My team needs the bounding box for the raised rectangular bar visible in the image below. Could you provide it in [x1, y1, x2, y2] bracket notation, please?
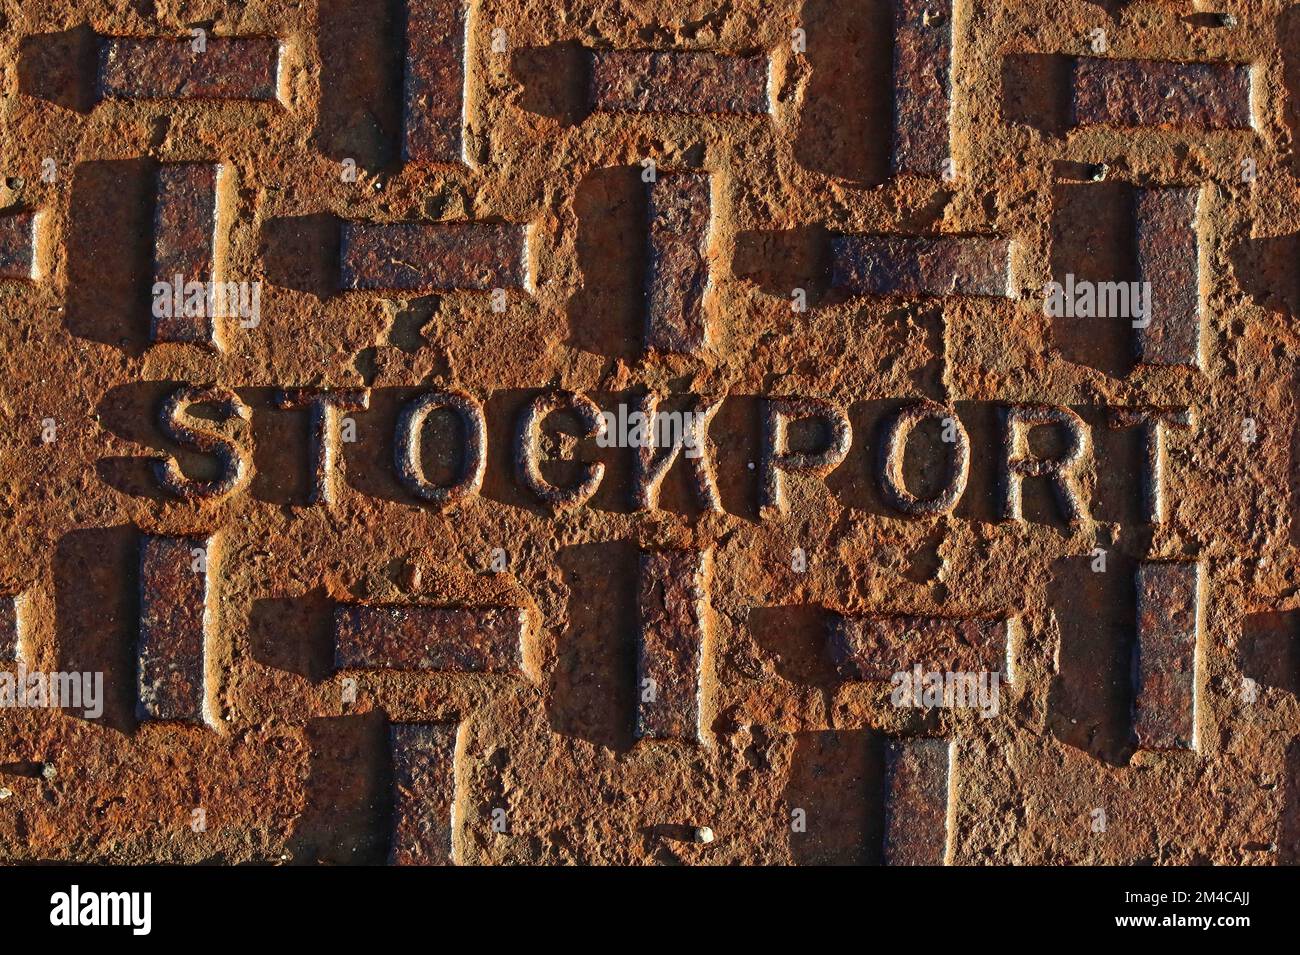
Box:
[339, 221, 527, 292]
[829, 614, 1013, 682]
[1134, 561, 1202, 750]
[151, 163, 220, 345]
[99, 36, 280, 101]
[636, 549, 712, 744]
[891, 0, 953, 175]
[831, 235, 1013, 297]
[1134, 186, 1202, 367]
[138, 535, 212, 724]
[334, 604, 529, 677]
[1072, 58, 1252, 129]
[389, 722, 461, 865]
[403, 0, 468, 163]
[645, 172, 712, 354]
[0, 211, 37, 280]
[0, 594, 26, 663]
[590, 50, 769, 115]
[883, 737, 952, 865]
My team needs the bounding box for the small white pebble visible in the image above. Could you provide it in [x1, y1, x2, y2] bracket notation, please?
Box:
[694, 826, 714, 844]
[0, 788, 13, 800]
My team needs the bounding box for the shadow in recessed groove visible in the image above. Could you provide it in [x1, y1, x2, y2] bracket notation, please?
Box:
[314, 0, 403, 172]
[54, 526, 139, 733]
[260, 214, 341, 301]
[511, 41, 590, 125]
[566, 166, 645, 360]
[1046, 553, 1137, 767]
[66, 159, 155, 354]
[287, 712, 393, 865]
[785, 729, 883, 865]
[1048, 181, 1136, 379]
[249, 588, 336, 682]
[1000, 53, 1072, 135]
[732, 225, 832, 305]
[547, 540, 637, 754]
[17, 23, 99, 114]
[1281, 739, 1300, 864]
[1240, 611, 1300, 696]
[1229, 231, 1300, 322]
[795, 0, 892, 184]
[748, 604, 837, 690]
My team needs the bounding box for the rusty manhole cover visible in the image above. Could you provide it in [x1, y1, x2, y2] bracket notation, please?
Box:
[0, 0, 1296, 878]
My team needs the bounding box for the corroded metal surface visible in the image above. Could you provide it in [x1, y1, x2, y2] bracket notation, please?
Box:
[590, 50, 770, 114]
[645, 171, 712, 354]
[0, 211, 37, 280]
[1134, 186, 1202, 368]
[339, 221, 527, 292]
[0, 595, 23, 663]
[829, 615, 1010, 683]
[1134, 562, 1202, 751]
[403, 0, 469, 164]
[137, 535, 212, 724]
[831, 235, 1014, 297]
[883, 738, 951, 866]
[890, 0, 952, 176]
[635, 548, 712, 744]
[334, 604, 529, 676]
[0, 0, 1296, 869]
[99, 35, 281, 102]
[389, 722, 460, 865]
[1071, 57, 1253, 130]
[151, 163, 220, 344]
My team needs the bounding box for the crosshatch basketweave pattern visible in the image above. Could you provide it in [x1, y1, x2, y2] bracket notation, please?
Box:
[0, 0, 1298, 866]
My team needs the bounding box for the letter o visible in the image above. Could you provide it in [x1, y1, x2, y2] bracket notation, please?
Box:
[877, 401, 970, 515]
[394, 389, 486, 507]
